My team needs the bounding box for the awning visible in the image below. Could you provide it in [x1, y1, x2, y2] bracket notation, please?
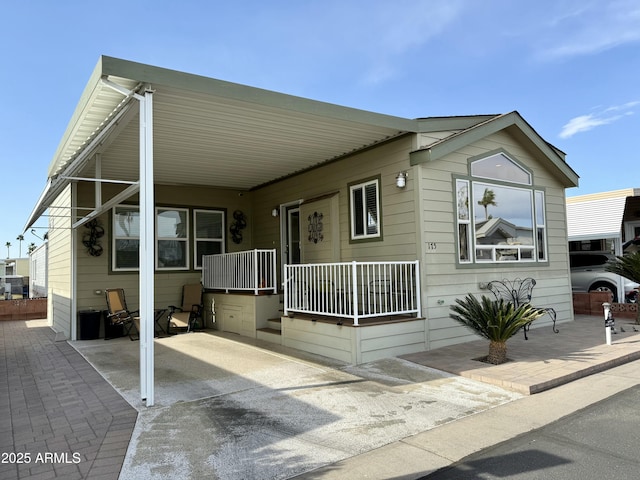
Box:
[24, 56, 416, 232]
[566, 196, 627, 241]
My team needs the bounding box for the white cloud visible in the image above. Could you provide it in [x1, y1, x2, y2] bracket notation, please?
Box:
[538, 0, 640, 60]
[316, 0, 465, 85]
[559, 102, 639, 138]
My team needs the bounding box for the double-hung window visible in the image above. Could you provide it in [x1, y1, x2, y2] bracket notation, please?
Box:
[113, 205, 140, 271]
[112, 205, 225, 271]
[156, 207, 189, 270]
[455, 151, 547, 264]
[350, 178, 381, 241]
[193, 209, 225, 269]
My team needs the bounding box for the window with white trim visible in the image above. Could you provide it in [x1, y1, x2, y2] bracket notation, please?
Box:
[455, 152, 547, 264]
[156, 207, 189, 270]
[194, 209, 225, 269]
[350, 178, 381, 240]
[112, 205, 225, 271]
[113, 205, 140, 271]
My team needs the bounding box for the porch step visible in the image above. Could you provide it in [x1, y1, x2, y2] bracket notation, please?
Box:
[256, 327, 282, 345]
[267, 317, 282, 331]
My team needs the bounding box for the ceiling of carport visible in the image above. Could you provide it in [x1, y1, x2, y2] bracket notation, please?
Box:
[88, 84, 410, 190]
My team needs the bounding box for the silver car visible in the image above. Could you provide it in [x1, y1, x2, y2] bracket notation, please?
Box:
[570, 252, 638, 303]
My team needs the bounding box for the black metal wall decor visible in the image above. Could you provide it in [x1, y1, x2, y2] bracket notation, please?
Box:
[308, 211, 324, 243]
[230, 210, 247, 244]
[83, 220, 104, 256]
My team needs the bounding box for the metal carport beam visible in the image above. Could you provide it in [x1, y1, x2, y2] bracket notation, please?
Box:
[71, 181, 140, 229]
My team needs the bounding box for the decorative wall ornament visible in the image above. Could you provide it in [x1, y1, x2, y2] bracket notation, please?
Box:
[308, 211, 324, 243]
[230, 210, 247, 244]
[82, 220, 104, 257]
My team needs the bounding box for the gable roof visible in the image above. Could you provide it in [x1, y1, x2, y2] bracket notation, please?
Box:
[409, 111, 579, 188]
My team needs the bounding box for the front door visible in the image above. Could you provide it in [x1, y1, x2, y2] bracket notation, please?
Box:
[279, 203, 302, 290]
[287, 207, 301, 265]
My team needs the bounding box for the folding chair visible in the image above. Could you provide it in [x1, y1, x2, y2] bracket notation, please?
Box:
[104, 288, 140, 340]
[167, 283, 204, 334]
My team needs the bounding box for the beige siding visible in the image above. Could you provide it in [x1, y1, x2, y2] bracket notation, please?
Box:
[252, 136, 419, 264]
[48, 185, 73, 338]
[419, 129, 573, 349]
[73, 183, 253, 318]
[280, 317, 428, 364]
[299, 194, 340, 264]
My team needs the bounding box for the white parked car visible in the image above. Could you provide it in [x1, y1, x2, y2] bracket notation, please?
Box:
[570, 252, 638, 303]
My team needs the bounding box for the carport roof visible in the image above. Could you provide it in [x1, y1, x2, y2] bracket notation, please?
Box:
[26, 56, 421, 231]
[48, 56, 422, 181]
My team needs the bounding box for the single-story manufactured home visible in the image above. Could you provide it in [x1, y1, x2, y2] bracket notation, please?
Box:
[24, 56, 579, 405]
[567, 188, 640, 255]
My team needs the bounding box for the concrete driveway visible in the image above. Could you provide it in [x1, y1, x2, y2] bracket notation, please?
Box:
[72, 331, 521, 479]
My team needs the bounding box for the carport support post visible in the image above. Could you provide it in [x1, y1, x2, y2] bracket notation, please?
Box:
[139, 89, 155, 406]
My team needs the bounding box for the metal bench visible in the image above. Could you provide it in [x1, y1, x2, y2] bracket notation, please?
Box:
[487, 277, 558, 340]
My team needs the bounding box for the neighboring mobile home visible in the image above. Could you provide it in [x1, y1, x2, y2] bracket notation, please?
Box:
[567, 188, 640, 255]
[24, 57, 578, 405]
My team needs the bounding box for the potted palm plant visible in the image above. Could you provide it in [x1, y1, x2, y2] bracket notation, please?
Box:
[605, 251, 640, 324]
[450, 295, 545, 364]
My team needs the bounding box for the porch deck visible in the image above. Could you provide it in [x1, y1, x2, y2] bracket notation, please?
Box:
[284, 312, 421, 326]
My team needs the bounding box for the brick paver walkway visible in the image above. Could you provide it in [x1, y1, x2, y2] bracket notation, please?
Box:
[0, 320, 137, 480]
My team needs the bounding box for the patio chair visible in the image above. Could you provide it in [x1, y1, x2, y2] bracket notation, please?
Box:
[167, 283, 204, 334]
[104, 288, 140, 341]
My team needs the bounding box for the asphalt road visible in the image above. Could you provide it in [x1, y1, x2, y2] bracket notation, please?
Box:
[422, 384, 640, 479]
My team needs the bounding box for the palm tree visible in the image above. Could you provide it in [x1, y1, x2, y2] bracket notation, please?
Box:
[5, 241, 11, 258]
[477, 188, 497, 220]
[16, 234, 24, 257]
[28, 243, 37, 254]
[450, 295, 545, 364]
[605, 251, 640, 324]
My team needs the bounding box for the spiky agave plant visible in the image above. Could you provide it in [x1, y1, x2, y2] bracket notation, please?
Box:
[605, 251, 640, 324]
[450, 295, 546, 364]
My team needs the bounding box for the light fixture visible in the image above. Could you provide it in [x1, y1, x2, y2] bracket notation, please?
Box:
[396, 171, 408, 188]
[271, 208, 279, 217]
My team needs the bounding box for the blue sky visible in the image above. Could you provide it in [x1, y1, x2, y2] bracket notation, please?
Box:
[2, 0, 639, 256]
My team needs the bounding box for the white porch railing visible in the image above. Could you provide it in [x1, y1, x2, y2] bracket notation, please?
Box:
[284, 261, 421, 325]
[202, 249, 278, 294]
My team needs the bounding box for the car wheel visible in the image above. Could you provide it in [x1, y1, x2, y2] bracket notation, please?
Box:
[590, 283, 618, 303]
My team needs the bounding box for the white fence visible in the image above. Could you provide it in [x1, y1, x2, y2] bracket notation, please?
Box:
[202, 249, 277, 294]
[284, 261, 420, 325]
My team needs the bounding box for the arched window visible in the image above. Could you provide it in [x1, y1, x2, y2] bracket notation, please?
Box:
[455, 151, 547, 264]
